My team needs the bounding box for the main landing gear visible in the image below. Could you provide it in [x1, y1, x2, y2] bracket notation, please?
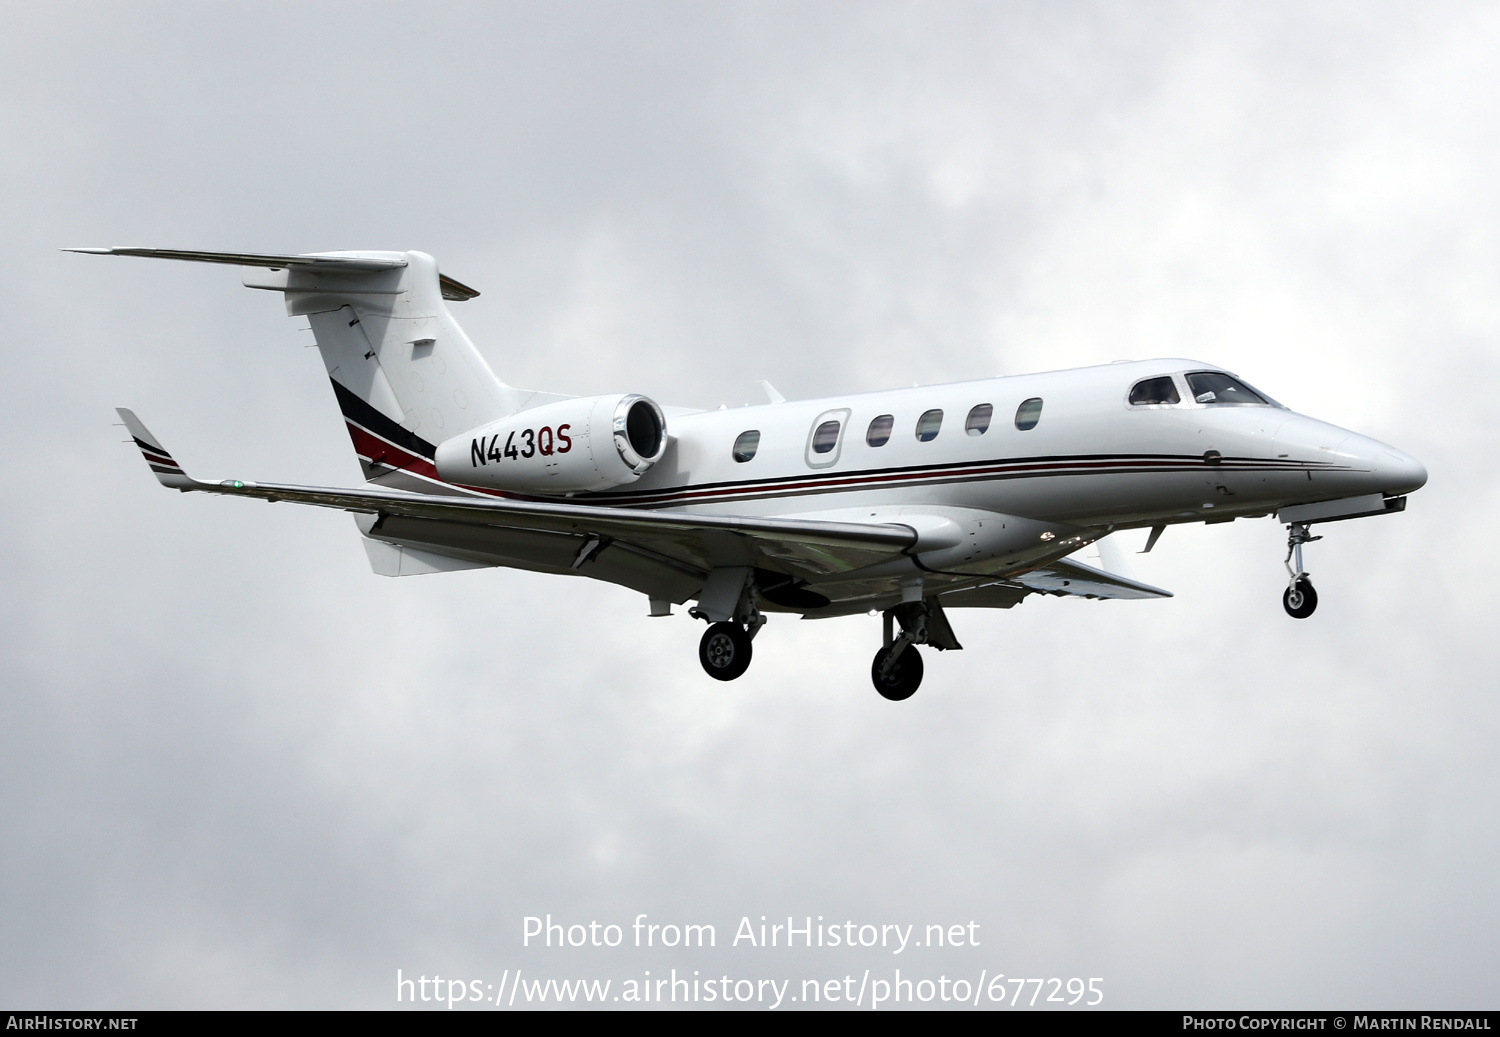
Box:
[1282, 522, 1322, 619]
[691, 569, 764, 681]
[688, 569, 961, 697]
[870, 597, 962, 701]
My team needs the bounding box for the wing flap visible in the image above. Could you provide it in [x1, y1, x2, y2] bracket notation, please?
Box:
[1015, 555, 1172, 599]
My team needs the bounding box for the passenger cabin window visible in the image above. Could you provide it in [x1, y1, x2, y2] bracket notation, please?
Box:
[805, 408, 851, 468]
[916, 409, 944, 442]
[732, 430, 760, 463]
[965, 404, 993, 436]
[1015, 398, 1043, 430]
[1129, 376, 1180, 406]
[811, 420, 842, 453]
[867, 414, 894, 447]
[1186, 371, 1269, 406]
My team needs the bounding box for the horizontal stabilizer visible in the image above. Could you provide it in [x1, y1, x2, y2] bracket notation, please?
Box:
[64, 247, 480, 300]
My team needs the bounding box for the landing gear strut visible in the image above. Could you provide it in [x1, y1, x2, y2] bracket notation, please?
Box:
[1282, 522, 1322, 619]
[872, 605, 925, 700]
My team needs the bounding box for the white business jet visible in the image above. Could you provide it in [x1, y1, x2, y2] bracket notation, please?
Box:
[72, 247, 1427, 700]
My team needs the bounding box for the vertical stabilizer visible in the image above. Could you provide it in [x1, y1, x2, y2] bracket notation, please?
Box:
[68, 246, 570, 494]
[244, 252, 564, 495]
[247, 250, 531, 493]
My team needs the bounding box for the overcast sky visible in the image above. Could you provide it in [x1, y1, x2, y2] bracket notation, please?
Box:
[2, 0, 1497, 1010]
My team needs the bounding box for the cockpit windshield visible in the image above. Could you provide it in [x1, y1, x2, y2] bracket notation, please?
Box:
[1185, 371, 1274, 407]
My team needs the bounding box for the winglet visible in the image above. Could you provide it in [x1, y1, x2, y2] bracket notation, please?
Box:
[116, 408, 197, 489]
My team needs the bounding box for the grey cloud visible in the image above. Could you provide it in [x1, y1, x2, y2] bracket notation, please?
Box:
[1, 0, 1496, 1009]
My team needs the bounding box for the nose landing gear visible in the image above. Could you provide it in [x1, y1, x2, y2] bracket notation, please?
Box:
[1282, 522, 1322, 619]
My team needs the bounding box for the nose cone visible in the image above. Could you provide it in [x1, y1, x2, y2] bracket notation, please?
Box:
[1339, 433, 1427, 496]
[1275, 418, 1427, 498]
[1373, 444, 1428, 496]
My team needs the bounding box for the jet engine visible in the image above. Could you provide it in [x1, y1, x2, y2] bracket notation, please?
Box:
[434, 393, 667, 494]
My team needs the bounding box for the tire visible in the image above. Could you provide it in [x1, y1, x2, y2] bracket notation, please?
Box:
[1283, 577, 1318, 619]
[699, 622, 753, 681]
[871, 644, 923, 701]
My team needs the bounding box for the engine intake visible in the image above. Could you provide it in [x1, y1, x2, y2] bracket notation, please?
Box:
[434, 394, 667, 494]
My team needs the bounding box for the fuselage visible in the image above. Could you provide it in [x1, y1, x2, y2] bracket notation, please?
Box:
[589, 359, 1426, 537]
[92, 246, 1429, 696]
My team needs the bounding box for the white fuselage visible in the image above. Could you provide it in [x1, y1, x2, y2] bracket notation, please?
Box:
[587, 359, 1426, 535]
[91, 246, 1431, 696]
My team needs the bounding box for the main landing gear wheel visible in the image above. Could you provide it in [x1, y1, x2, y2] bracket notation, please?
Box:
[1283, 577, 1318, 619]
[699, 622, 752, 681]
[871, 644, 923, 701]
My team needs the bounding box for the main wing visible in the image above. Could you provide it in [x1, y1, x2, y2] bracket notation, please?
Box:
[119, 409, 1170, 611]
[117, 409, 917, 603]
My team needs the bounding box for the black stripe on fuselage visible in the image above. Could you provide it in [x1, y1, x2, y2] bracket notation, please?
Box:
[318, 400, 1343, 513]
[328, 379, 438, 460]
[576, 453, 1343, 509]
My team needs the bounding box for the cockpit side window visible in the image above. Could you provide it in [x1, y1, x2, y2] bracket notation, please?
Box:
[1128, 376, 1180, 406]
[1186, 371, 1270, 406]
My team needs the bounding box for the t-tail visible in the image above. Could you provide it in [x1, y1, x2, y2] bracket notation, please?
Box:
[68, 247, 561, 495]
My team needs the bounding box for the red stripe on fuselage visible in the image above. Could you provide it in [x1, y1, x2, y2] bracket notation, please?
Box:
[344, 422, 442, 479]
[339, 420, 1334, 513]
[344, 421, 523, 500]
[596, 457, 1327, 508]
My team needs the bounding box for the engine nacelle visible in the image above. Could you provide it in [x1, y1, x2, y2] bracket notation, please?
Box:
[434, 393, 667, 494]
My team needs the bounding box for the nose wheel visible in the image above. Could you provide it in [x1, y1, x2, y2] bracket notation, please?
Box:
[1283, 577, 1318, 618]
[1282, 522, 1322, 619]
